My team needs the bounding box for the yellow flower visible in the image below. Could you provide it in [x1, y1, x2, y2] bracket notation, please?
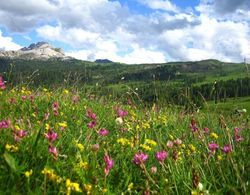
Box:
[140, 144, 152, 151]
[217, 155, 222, 161]
[45, 123, 50, 130]
[42, 168, 62, 183]
[210, 132, 219, 139]
[43, 88, 48, 92]
[24, 169, 33, 178]
[58, 121, 67, 128]
[63, 89, 69, 94]
[117, 138, 129, 146]
[14, 125, 21, 130]
[66, 179, 82, 194]
[84, 184, 92, 194]
[188, 144, 196, 153]
[76, 143, 84, 152]
[5, 144, 19, 152]
[169, 134, 174, 140]
[128, 183, 133, 191]
[145, 139, 157, 146]
[102, 188, 108, 193]
[79, 161, 88, 170]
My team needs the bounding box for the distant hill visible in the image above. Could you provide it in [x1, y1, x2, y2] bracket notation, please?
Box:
[95, 59, 113, 63]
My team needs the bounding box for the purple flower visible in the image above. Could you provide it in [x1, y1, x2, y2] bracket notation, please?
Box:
[222, 144, 232, 154]
[0, 119, 10, 129]
[98, 128, 109, 136]
[86, 109, 97, 120]
[0, 76, 6, 90]
[117, 108, 128, 118]
[155, 150, 168, 162]
[208, 142, 219, 153]
[235, 135, 244, 142]
[104, 155, 114, 176]
[44, 130, 58, 142]
[87, 121, 96, 129]
[14, 130, 28, 142]
[49, 145, 58, 159]
[133, 152, 148, 165]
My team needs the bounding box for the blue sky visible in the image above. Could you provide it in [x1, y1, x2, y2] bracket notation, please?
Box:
[0, 0, 249, 63]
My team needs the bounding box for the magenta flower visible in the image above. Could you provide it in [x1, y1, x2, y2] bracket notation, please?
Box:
[117, 108, 128, 118]
[44, 130, 58, 142]
[86, 109, 97, 120]
[21, 95, 27, 101]
[14, 130, 28, 142]
[52, 102, 59, 111]
[133, 152, 148, 165]
[49, 145, 58, 159]
[155, 150, 168, 162]
[87, 121, 96, 129]
[222, 144, 232, 154]
[0, 76, 6, 90]
[235, 135, 244, 142]
[208, 142, 219, 153]
[98, 128, 109, 136]
[203, 127, 209, 134]
[0, 119, 10, 129]
[104, 155, 114, 176]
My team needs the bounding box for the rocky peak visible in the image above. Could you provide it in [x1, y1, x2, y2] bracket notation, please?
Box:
[0, 42, 72, 60]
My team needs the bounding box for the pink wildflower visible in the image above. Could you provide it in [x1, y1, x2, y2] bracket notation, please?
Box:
[14, 130, 28, 142]
[234, 135, 244, 142]
[44, 130, 58, 142]
[208, 142, 219, 153]
[222, 144, 232, 154]
[87, 121, 96, 129]
[117, 108, 128, 118]
[150, 166, 157, 174]
[86, 109, 97, 120]
[174, 138, 182, 145]
[133, 152, 148, 165]
[52, 102, 59, 111]
[104, 155, 114, 176]
[0, 76, 6, 90]
[48, 145, 58, 159]
[203, 127, 209, 134]
[155, 150, 168, 162]
[190, 119, 198, 132]
[98, 128, 109, 136]
[0, 119, 10, 129]
[166, 140, 174, 148]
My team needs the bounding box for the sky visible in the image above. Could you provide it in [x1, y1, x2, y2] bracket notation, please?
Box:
[0, 0, 249, 64]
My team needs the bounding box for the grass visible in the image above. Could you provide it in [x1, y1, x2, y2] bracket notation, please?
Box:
[0, 86, 249, 194]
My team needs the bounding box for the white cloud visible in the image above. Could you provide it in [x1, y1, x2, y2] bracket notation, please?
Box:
[137, 0, 178, 12]
[0, 30, 22, 50]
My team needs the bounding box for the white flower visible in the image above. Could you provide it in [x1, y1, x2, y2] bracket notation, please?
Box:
[115, 117, 123, 125]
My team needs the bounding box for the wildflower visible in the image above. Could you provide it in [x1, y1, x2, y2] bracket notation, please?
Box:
[128, 183, 134, 191]
[52, 102, 59, 111]
[44, 130, 58, 142]
[48, 145, 58, 159]
[0, 119, 10, 129]
[14, 129, 28, 142]
[217, 155, 222, 161]
[87, 121, 96, 129]
[72, 95, 79, 104]
[208, 142, 219, 153]
[145, 139, 157, 146]
[41, 168, 62, 183]
[166, 140, 174, 148]
[79, 161, 88, 170]
[63, 89, 69, 94]
[0, 76, 6, 90]
[189, 144, 196, 153]
[24, 169, 33, 178]
[104, 155, 114, 177]
[190, 119, 198, 132]
[174, 138, 182, 146]
[150, 166, 157, 174]
[66, 179, 82, 194]
[133, 152, 148, 165]
[76, 143, 84, 151]
[58, 121, 67, 130]
[140, 144, 152, 151]
[117, 138, 129, 146]
[222, 144, 232, 154]
[5, 144, 19, 152]
[155, 150, 168, 162]
[91, 143, 100, 152]
[203, 127, 209, 134]
[234, 135, 244, 142]
[210, 132, 218, 139]
[98, 128, 109, 136]
[84, 184, 92, 194]
[117, 108, 128, 118]
[86, 109, 97, 120]
[115, 117, 123, 125]
[22, 95, 27, 101]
